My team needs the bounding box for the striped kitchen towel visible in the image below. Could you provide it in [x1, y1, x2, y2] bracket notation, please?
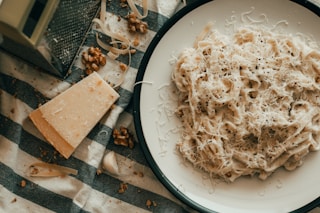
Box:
[0, 0, 195, 212]
[0, 0, 319, 213]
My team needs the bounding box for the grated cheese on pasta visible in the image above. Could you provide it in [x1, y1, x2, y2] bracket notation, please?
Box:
[172, 25, 320, 182]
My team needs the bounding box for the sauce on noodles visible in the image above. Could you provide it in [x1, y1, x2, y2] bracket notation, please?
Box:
[172, 25, 320, 182]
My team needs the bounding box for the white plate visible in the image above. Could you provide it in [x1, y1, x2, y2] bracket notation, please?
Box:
[133, 0, 320, 212]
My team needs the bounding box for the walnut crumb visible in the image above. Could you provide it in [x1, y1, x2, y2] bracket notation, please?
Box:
[146, 199, 152, 208]
[120, 0, 128, 7]
[20, 180, 26, 188]
[133, 171, 144, 177]
[113, 126, 135, 149]
[138, 171, 144, 177]
[118, 182, 128, 194]
[132, 35, 140, 46]
[146, 199, 157, 208]
[29, 166, 39, 176]
[119, 63, 128, 72]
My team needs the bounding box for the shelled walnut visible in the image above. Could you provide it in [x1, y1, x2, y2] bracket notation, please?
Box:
[126, 12, 148, 34]
[81, 46, 107, 75]
[112, 126, 135, 149]
[118, 182, 128, 194]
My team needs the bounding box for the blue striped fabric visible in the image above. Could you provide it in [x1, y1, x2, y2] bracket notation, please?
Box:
[0, 0, 319, 213]
[0, 1, 194, 213]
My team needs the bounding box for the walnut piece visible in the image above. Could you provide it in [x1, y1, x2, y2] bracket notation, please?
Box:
[146, 199, 157, 208]
[113, 126, 135, 149]
[20, 180, 26, 188]
[81, 46, 107, 75]
[118, 182, 128, 194]
[146, 199, 152, 208]
[126, 12, 148, 34]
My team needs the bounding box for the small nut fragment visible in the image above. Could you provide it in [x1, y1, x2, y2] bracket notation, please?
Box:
[128, 137, 134, 149]
[82, 51, 89, 61]
[20, 180, 26, 188]
[118, 182, 128, 194]
[120, 0, 128, 7]
[126, 12, 148, 34]
[88, 55, 95, 63]
[88, 46, 96, 55]
[91, 63, 99, 71]
[85, 69, 93, 76]
[81, 46, 107, 75]
[139, 24, 148, 34]
[146, 199, 152, 208]
[113, 126, 135, 149]
[99, 55, 107, 66]
[132, 36, 140, 46]
[130, 49, 137, 54]
[146, 199, 157, 208]
[119, 63, 127, 72]
[29, 166, 40, 175]
[133, 171, 144, 177]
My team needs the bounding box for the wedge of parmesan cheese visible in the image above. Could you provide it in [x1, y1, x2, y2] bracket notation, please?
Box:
[29, 72, 119, 159]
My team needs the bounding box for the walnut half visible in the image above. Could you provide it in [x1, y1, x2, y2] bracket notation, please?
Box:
[81, 46, 107, 75]
[113, 126, 135, 149]
[126, 12, 148, 34]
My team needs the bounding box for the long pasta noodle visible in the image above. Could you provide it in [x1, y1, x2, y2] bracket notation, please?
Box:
[172, 25, 320, 182]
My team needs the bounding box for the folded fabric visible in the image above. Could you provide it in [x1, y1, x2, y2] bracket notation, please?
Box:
[0, 1, 196, 212]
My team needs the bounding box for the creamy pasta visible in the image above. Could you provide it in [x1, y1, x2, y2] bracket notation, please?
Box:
[172, 25, 320, 182]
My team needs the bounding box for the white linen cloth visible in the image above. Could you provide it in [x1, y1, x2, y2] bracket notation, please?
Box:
[0, 1, 195, 212]
[0, 0, 319, 212]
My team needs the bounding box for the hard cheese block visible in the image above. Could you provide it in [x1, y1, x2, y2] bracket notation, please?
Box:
[29, 72, 119, 159]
